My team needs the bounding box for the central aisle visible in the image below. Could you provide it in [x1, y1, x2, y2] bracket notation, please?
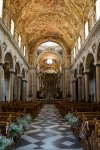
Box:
[14, 104, 83, 150]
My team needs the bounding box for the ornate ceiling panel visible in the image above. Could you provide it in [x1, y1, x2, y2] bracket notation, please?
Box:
[9, 0, 94, 54]
[38, 51, 61, 74]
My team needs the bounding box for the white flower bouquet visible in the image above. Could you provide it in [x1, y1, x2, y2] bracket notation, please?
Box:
[9, 122, 24, 138]
[18, 117, 29, 129]
[64, 112, 74, 121]
[65, 112, 78, 128]
[0, 135, 13, 150]
[69, 116, 78, 128]
[24, 114, 33, 123]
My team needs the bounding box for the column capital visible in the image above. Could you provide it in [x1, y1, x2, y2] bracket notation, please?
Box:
[22, 78, 27, 81]
[94, 61, 100, 66]
[17, 74, 22, 78]
[77, 75, 82, 78]
[84, 69, 90, 74]
[0, 59, 4, 65]
[9, 68, 15, 73]
[73, 78, 77, 82]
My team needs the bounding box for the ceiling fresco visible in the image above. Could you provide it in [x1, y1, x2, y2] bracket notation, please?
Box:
[9, 0, 94, 55]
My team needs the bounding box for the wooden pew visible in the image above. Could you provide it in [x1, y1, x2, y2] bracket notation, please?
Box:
[72, 112, 100, 150]
[1, 101, 44, 118]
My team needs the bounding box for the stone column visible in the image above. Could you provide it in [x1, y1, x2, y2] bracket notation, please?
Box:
[17, 74, 22, 101]
[25, 80, 28, 101]
[71, 80, 74, 100]
[78, 75, 82, 101]
[74, 79, 77, 100]
[8, 69, 14, 102]
[62, 68, 65, 98]
[96, 65, 100, 103]
[84, 71, 89, 102]
[22, 78, 26, 100]
[0, 63, 3, 102]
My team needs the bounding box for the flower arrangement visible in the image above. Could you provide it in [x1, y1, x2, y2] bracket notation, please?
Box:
[65, 112, 78, 128]
[18, 117, 29, 129]
[0, 135, 13, 150]
[18, 113, 33, 130]
[69, 116, 78, 128]
[24, 114, 33, 123]
[9, 122, 24, 138]
[64, 112, 74, 121]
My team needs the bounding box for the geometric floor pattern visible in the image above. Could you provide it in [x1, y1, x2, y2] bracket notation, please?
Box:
[13, 104, 83, 150]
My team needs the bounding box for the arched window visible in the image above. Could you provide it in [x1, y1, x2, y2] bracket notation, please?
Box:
[74, 47, 76, 57]
[85, 21, 89, 39]
[78, 36, 81, 50]
[96, 0, 100, 21]
[11, 19, 14, 35]
[0, 0, 3, 18]
[18, 35, 21, 47]
[24, 46, 26, 56]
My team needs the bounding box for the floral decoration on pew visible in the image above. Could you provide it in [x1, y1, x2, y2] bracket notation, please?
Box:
[18, 113, 33, 130]
[23, 113, 33, 123]
[65, 112, 78, 128]
[9, 123, 24, 139]
[9, 113, 33, 143]
[0, 135, 13, 150]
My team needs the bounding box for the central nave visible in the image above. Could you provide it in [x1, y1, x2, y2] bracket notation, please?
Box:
[13, 104, 83, 150]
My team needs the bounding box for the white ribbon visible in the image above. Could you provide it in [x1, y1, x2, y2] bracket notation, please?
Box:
[6, 123, 9, 135]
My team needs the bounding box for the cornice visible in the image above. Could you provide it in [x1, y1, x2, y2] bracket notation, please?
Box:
[71, 18, 100, 68]
[0, 19, 29, 68]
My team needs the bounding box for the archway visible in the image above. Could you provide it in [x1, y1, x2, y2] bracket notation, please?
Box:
[86, 53, 95, 102]
[3, 52, 13, 101]
[13, 62, 21, 100]
[36, 41, 63, 102]
[74, 69, 78, 100]
[79, 63, 85, 101]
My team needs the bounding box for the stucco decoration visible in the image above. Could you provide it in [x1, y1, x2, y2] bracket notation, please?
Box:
[9, 0, 93, 55]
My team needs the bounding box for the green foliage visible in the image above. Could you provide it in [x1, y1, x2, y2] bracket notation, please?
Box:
[64, 112, 74, 120]
[65, 112, 78, 128]
[0, 135, 13, 150]
[9, 122, 24, 138]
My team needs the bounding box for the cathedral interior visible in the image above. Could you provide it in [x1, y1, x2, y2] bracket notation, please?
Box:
[0, 0, 100, 103]
[0, 0, 100, 149]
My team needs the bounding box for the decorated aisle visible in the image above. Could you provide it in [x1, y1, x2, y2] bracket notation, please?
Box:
[13, 104, 83, 150]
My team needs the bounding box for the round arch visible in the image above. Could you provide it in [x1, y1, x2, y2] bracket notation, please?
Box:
[37, 50, 62, 65]
[86, 53, 94, 70]
[4, 52, 13, 69]
[79, 63, 84, 75]
[21, 68, 25, 78]
[30, 37, 70, 56]
[15, 62, 20, 74]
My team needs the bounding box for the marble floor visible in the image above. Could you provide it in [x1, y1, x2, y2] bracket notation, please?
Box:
[13, 104, 83, 150]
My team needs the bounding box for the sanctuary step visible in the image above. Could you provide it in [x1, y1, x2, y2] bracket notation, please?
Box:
[13, 104, 83, 150]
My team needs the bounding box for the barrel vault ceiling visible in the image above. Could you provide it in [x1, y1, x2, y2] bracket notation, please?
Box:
[9, 0, 94, 56]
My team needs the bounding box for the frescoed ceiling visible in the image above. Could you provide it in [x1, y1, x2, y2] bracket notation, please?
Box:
[9, 0, 94, 55]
